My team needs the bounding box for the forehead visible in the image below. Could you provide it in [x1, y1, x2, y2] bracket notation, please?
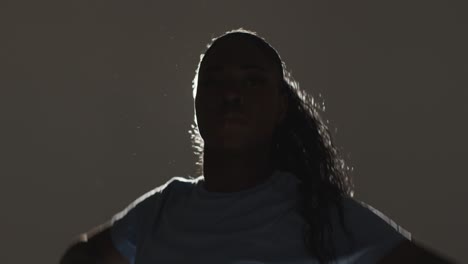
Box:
[200, 35, 279, 74]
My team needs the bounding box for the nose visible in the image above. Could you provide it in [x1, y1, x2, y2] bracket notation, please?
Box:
[222, 88, 245, 113]
[224, 92, 243, 106]
[223, 78, 245, 102]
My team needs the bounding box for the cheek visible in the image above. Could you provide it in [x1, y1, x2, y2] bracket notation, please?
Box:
[195, 92, 210, 115]
[194, 96, 207, 125]
[196, 89, 216, 111]
[195, 93, 217, 131]
[250, 101, 279, 133]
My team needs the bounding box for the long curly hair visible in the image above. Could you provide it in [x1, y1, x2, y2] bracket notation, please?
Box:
[188, 28, 355, 263]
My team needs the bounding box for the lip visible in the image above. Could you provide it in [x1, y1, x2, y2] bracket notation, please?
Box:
[223, 114, 245, 119]
[217, 113, 247, 124]
[218, 111, 245, 118]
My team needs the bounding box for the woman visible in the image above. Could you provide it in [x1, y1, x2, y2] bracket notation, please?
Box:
[60, 29, 455, 264]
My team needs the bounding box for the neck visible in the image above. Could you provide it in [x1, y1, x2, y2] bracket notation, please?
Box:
[201, 145, 275, 193]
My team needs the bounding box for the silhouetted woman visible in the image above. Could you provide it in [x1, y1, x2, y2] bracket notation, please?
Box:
[60, 28, 455, 264]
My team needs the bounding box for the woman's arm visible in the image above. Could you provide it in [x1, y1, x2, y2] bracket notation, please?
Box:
[377, 239, 457, 264]
[59, 223, 129, 264]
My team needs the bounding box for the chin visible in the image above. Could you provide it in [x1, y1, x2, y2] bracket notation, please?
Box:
[206, 137, 251, 153]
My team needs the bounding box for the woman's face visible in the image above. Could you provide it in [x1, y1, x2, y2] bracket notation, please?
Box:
[195, 35, 288, 154]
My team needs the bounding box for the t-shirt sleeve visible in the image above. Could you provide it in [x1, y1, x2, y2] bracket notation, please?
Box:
[337, 197, 412, 263]
[109, 181, 173, 264]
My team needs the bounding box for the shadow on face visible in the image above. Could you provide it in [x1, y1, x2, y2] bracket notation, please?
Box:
[195, 33, 288, 155]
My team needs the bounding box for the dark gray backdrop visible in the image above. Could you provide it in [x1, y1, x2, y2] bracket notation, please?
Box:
[1, 1, 466, 263]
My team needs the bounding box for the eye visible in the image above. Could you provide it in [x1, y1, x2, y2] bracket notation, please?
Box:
[243, 75, 266, 87]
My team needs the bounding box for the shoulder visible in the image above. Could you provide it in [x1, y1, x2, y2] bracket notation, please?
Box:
[168, 175, 203, 189]
[342, 198, 455, 263]
[340, 196, 412, 242]
[328, 196, 412, 262]
[120, 175, 199, 208]
[163, 175, 202, 197]
[110, 174, 200, 229]
[108, 175, 199, 262]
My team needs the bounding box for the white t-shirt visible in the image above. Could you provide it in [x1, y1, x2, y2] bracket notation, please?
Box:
[110, 170, 411, 264]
